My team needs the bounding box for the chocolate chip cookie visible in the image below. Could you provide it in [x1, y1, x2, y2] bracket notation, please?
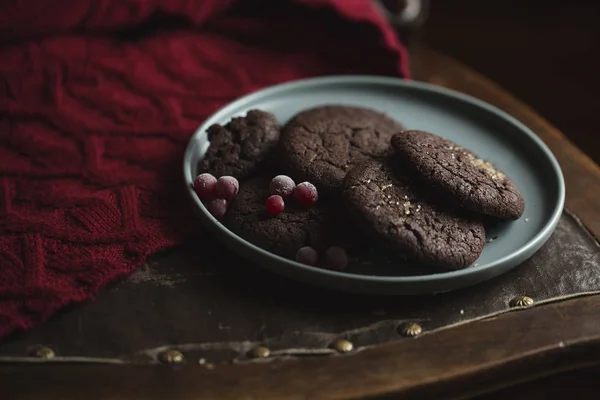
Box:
[202, 109, 280, 180]
[391, 130, 525, 220]
[278, 105, 404, 195]
[342, 158, 485, 269]
[224, 176, 342, 258]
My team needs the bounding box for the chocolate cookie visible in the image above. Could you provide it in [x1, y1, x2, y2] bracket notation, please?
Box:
[342, 158, 485, 269]
[202, 109, 280, 180]
[391, 130, 524, 220]
[224, 176, 342, 258]
[278, 105, 404, 195]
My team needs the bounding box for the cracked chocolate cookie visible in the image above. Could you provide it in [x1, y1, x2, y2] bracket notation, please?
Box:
[202, 109, 280, 180]
[342, 158, 486, 269]
[224, 176, 341, 258]
[278, 105, 404, 195]
[391, 130, 525, 220]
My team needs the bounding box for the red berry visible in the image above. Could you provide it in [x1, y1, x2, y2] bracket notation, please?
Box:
[294, 182, 318, 207]
[206, 198, 228, 219]
[194, 173, 217, 201]
[295, 246, 318, 266]
[270, 175, 296, 198]
[265, 195, 285, 215]
[216, 176, 239, 200]
[324, 247, 348, 270]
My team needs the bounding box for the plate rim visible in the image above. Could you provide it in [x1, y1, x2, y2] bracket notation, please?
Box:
[182, 75, 565, 285]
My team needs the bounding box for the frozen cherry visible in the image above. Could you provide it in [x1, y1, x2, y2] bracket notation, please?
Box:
[324, 247, 348, 270]
[294, 181, 318, 207]
[295, 246, 318, 266]
[269, 175, 296, 198]
[215, 176, 239, 200]
[206, 198, 228, 219]
[193, 173, 217, 201]
[265, 195, 285, 216]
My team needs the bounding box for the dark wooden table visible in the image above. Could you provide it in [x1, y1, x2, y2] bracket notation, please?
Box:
[1, 46, 600, 400]
[423, 0, 600, 166]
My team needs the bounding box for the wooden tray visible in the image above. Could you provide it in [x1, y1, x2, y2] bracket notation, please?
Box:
[2, 47, 600, 400]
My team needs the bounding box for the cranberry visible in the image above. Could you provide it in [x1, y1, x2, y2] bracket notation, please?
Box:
[265, 195, 285, 215]
[295, 246, 318, 266]
[269, 175, 296, 198]
[324, 247, 348, 270]
[294, 182, 318, 207]
[215, 176, 239, 200]
[193, 173, 217, 201]
[206, 198, 228, 219]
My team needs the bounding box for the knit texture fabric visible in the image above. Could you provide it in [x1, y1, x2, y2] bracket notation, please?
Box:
[0, 0, 409, 340]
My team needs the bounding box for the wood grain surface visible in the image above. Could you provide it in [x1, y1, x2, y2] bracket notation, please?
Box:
[1, 295, 600, 399]
[2, 47, 600, 399]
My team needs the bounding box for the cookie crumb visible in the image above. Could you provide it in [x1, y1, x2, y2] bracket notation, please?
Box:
[466, 153, 505, 181]
[403, 201, 412, 215]
[474, 263, 479, 267]
[525, 218, 530, 222]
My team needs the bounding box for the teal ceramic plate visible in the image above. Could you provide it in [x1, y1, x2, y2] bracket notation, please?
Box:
[182, 76, 565, 295]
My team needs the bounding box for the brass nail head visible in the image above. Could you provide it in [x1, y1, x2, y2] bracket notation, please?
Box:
[159, 349, 184, 364]
[510, 295, 534, 308]
[247, 346, 270, 359]
[29, 346, 55, 359]
[398, 321, 422, 337]
[331, 339, 354, 353]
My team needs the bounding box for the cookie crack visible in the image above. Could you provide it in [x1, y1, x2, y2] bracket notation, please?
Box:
[414, 144, 504, 202]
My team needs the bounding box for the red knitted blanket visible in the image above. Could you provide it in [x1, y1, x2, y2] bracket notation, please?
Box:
[0, 0, 409, 340]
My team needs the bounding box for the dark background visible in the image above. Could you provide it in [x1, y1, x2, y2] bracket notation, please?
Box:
[422, 0, 600, 163]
